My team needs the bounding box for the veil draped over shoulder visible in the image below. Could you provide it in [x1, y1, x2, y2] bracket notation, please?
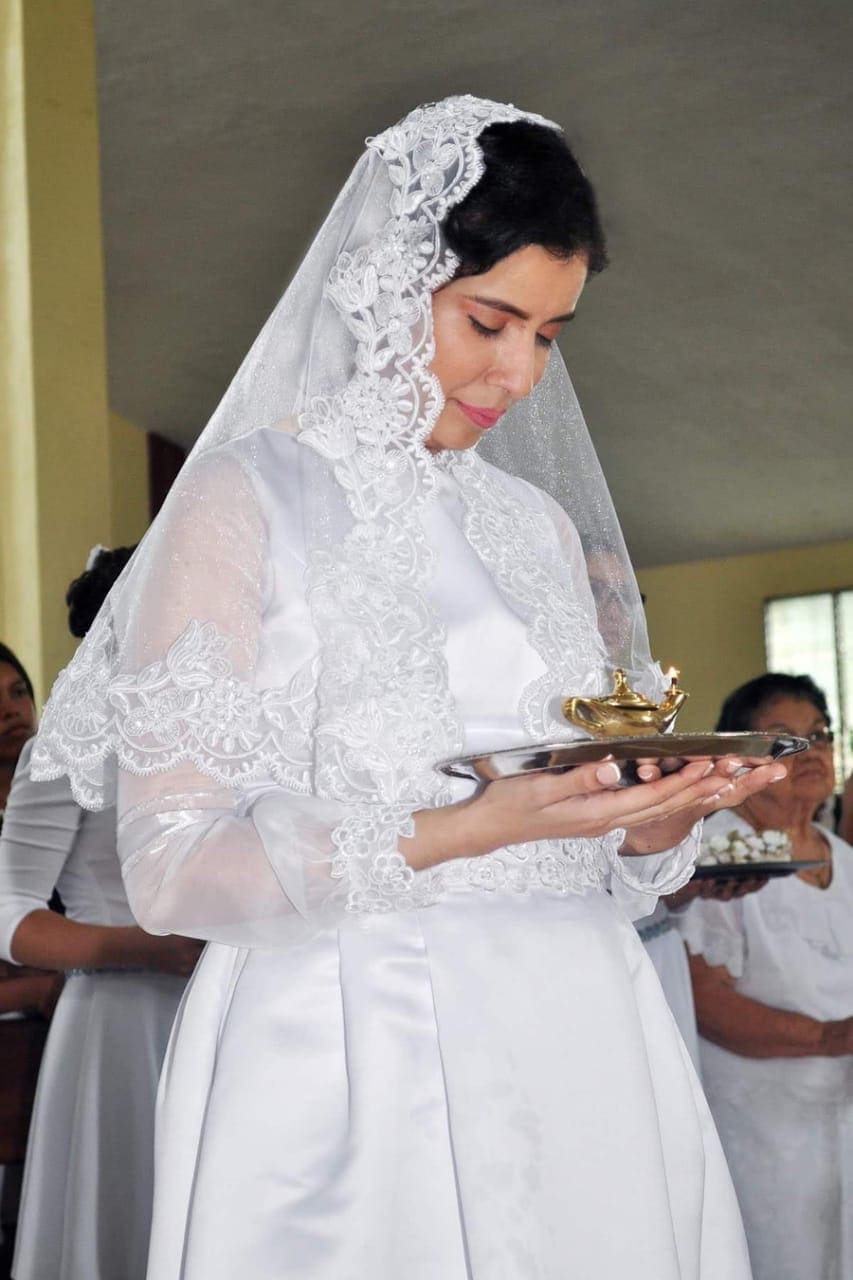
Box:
[31, 96, 668, 940]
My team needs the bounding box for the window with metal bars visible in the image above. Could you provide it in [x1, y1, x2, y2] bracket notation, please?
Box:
[764, 590, 853, 789]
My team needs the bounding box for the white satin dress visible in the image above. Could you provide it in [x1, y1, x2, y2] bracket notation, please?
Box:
[678, 810, 853, 1280]
[114, 431, 750, 1279]
[0, 739, 189, 1280]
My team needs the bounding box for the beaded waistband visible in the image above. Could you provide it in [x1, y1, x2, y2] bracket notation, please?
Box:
[64, 966, 151, 977]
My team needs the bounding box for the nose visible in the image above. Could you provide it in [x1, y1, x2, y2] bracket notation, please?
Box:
[485, 332, 539, 402]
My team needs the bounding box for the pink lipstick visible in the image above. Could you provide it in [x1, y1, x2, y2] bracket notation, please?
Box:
[456, 401, 505, 430]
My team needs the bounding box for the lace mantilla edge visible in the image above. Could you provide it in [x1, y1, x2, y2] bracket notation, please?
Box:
[31, 614, 317, 810]
[297, 99, 556, 839]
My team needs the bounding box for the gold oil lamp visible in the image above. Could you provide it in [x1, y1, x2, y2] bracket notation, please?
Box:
[562, 667, 688, 738]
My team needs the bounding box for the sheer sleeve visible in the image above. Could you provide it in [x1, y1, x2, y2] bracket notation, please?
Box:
[0, 739, 82, 962]
[675, 897, 747, 979]
[608, 825, 702, 922]
[115, 448, 363, 948]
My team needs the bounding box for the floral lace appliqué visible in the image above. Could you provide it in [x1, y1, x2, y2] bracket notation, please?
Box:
[33, 614, 317, 810]
[299, 98, 558, 911]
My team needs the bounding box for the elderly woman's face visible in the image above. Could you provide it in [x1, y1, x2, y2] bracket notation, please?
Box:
[750, 695, 836, 807]
[0, 661, 36, 768]
[426, 245, 588, 452]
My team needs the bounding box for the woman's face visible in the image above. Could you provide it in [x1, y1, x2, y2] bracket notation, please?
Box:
[426, 245, 588, 452]
[0, 661, 36, 768]
[749, 694, 836, 809]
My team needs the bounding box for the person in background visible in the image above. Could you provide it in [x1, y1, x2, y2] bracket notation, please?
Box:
[0, 547, 202, 1280]
[0, 645, 37, 816]
[0, 645, 62, 1273]
[677, 673, 853, 1280]
[0, 645, 59, 1017]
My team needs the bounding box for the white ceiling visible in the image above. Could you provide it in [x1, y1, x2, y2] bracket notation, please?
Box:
[94, 0, 853, 566]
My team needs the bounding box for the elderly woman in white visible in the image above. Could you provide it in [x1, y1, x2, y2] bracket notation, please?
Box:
[678, 672, 853, 1280]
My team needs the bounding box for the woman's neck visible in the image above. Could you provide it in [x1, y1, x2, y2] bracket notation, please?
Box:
[737, 792, 818, 842]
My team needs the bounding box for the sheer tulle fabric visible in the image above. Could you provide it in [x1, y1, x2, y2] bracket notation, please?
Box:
[32, 97, 667, 939]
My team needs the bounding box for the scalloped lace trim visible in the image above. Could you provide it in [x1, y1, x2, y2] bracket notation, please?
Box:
[32, 615, 317, 810]
[441, 832, 619, 897]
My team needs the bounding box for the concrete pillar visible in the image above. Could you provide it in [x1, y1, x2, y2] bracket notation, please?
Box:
[0, 0, 139, 699]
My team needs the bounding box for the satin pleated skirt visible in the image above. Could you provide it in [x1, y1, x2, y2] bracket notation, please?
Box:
[149, 889, 751, 1280]
[12, 971, 186, 1280]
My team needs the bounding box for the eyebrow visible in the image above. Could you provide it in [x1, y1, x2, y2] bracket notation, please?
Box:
[466, 294, 576, 325]
[764, 718, 826, 731]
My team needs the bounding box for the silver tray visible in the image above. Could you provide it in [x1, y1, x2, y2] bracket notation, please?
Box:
[438, 731, 808, 786]
[693, 858, 823, 881]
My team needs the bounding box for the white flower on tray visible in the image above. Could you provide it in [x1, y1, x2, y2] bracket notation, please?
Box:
[699, 828, 792, 866]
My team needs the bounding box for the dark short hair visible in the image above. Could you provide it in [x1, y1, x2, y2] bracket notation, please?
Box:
[65, 545, 136, 639]
[443, 120, 608, 279]
[0, 642, 34, 701]
[715, 673, 831, 733]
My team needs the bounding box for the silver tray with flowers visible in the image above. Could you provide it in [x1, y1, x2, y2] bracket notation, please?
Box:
[693, 828, 823, 880]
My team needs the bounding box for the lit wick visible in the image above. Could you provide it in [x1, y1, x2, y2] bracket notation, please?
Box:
[665, 666, 680, 691]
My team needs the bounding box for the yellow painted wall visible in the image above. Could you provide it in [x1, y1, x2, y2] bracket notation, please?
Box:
[638, 539, 853, 731]
[109, 412, 149, 548]
[0, 3, 148, 701]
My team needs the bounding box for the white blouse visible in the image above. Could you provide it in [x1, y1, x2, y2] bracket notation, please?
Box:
[0, 738, 132, 962]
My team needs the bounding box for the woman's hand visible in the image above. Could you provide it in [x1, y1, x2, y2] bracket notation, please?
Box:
[664, 875, 770, 911]
[691, 953, 853, 1059]
[620, 756, 788, 856]
[11, 911, 203, 977]
[404, 755, 788, 870]
[0, 969, 64, 1019]
[129, 931, 204, 978]
[818, 1016, 853, 1057]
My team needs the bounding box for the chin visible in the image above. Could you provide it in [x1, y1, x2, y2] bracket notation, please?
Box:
[425, 425, 481, 452]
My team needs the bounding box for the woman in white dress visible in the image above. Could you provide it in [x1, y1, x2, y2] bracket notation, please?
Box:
[31, 98, 787, 1279]
[0, 644, 60, 1020]
[0, 550, 201, 1280]
[677, 673, 853, 1280]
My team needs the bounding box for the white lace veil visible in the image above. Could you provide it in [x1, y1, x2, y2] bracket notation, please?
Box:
[32, 95, 663, 827]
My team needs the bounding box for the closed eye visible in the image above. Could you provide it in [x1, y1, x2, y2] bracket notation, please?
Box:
[469, 316, 501, 337]
[470, 315, 556, 349]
